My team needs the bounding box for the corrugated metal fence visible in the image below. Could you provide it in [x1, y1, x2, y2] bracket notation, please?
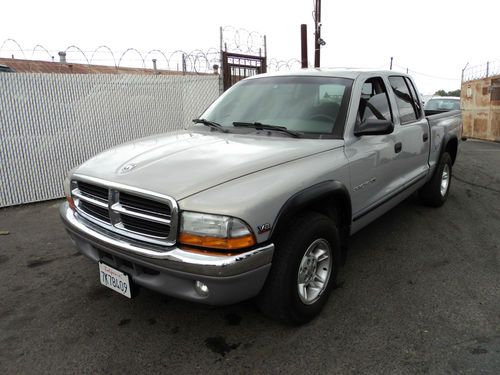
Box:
[0, 73, 219, 207]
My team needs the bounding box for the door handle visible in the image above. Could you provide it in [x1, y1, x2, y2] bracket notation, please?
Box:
[423, 133, 429, 142]
[394, 142, 402, 153]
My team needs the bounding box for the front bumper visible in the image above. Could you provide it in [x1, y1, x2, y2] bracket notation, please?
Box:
[60, 202, 274, 305]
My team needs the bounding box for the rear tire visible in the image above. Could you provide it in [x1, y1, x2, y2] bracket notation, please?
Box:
[419, 152, 452, 207]
[257, 212, 340, 325]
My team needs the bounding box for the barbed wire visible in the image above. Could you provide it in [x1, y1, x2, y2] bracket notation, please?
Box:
[90, 45, 117, 66]
[0, 38, 223, 74]
[117, 48, 145, 68]
[4, 37, 488, 82]
[267, 58, 302, 72]
[0, 37, 306, 74]
[65, 45, 91, 66]
[31, 44, 52, 60]
[462, 60, 500, 82]
[220, 26, 266, 56]
[0, 38, 26, 59]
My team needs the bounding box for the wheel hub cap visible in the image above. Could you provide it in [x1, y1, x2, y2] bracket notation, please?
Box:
[297, 239, 333, 305]
[441, 164, 450, 197]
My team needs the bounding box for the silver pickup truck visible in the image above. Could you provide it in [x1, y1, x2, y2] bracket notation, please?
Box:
[60, 69, 462, 324]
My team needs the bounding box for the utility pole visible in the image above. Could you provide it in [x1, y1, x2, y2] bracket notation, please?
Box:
[390, 56, 393, 70]
[300, 24, 308, 68]
[314, 0, 322, 68]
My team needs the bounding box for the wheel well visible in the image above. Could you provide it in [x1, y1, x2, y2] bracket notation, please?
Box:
[312, 195, 350, 261]
[309, 195, 350, 230]
[445, 138, 458, 164]
[272, 192, 351, 263]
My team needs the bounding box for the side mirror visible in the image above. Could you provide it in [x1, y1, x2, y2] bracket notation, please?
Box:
[354, 119, 394, 136]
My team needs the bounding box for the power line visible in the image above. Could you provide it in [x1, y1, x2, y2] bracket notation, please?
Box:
[393, 63, 459, 81]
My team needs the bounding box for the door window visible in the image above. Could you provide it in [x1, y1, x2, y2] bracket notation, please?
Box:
[405, 77, 423, 118]
[358, 77, 393, 123]
[389, 76, 419, 124]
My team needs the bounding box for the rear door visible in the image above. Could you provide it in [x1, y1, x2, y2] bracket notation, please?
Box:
[387, 76, 430, 187]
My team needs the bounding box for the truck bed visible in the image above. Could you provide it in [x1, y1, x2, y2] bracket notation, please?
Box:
[426, 109, 462, 172]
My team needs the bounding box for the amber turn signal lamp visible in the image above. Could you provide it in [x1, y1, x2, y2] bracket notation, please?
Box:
[178, 232, 256, 251]
[66, 195, 76, 210]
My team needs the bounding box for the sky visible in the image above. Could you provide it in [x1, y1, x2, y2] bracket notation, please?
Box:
[1, 0, 498, 94]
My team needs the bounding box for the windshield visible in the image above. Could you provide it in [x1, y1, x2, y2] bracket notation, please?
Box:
[424, 98, 460, 111]
[200, 76, 353, 137]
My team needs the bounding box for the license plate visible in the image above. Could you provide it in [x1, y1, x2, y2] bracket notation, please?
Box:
[98, 262, 132, 298]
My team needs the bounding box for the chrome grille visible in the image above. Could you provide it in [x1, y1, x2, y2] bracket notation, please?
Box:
[80, 200, 111, 223]
[71, 178, 178, 247]
[120, 215, 170, 237]
[78, 181, 108, 201]
[119, 192, 171, 218]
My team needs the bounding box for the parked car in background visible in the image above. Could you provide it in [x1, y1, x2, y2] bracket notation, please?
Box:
[421, 95, 433, 106]
[424, 96, 461, 115]
[0, 64, 16, 73]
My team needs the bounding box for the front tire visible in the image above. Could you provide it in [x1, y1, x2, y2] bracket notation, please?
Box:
[257, 212, 340, 325]
[419, 152, 453, 207]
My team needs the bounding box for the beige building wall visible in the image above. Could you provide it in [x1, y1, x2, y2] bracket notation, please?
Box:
[461, 75, 500, 141]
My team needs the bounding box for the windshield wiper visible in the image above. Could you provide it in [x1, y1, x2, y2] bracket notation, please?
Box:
[232, 122, 301, 138]
[192, 118, 229, 133]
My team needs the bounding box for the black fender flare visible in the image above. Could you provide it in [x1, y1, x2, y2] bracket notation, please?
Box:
[270, 180, 352, 242]
[439, 133, 458, 163]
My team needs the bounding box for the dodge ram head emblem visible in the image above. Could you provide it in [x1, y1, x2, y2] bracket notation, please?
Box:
[121, 163, 137, 173]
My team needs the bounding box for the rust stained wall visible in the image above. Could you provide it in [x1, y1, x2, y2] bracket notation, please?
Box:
[491, 76, 500, 140]
[492, 110, 500, 139]
[461, 75, 500, 141]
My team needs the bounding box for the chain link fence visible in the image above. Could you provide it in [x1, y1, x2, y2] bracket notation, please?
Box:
[0, 73, 219, 207]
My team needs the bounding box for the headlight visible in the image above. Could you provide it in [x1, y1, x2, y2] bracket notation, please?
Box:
[178, 211, 256, 250]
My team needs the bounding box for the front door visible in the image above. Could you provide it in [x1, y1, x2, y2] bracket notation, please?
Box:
[345, 76, 400, 221]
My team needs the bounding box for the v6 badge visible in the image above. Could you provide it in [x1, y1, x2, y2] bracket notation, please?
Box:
[257, 223, 272, 234]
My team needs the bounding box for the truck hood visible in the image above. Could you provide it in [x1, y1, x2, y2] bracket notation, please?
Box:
[74, 130, 344, 200]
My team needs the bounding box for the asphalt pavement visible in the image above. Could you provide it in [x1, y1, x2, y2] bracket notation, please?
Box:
[0, 139, 499, 374]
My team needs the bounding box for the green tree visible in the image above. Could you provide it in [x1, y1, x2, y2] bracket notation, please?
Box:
[434, 89, 461, 97]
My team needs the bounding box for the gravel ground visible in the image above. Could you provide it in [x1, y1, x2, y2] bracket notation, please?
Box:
[0, 139, 499, 374]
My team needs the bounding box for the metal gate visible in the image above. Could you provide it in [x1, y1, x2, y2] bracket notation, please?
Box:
[221, 52, 266, 90]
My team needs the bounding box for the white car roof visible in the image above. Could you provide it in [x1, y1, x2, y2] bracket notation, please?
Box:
[428, 96, 460, 100]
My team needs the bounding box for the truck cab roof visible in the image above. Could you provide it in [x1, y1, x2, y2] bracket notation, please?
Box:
[247, 68, 409, 81]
